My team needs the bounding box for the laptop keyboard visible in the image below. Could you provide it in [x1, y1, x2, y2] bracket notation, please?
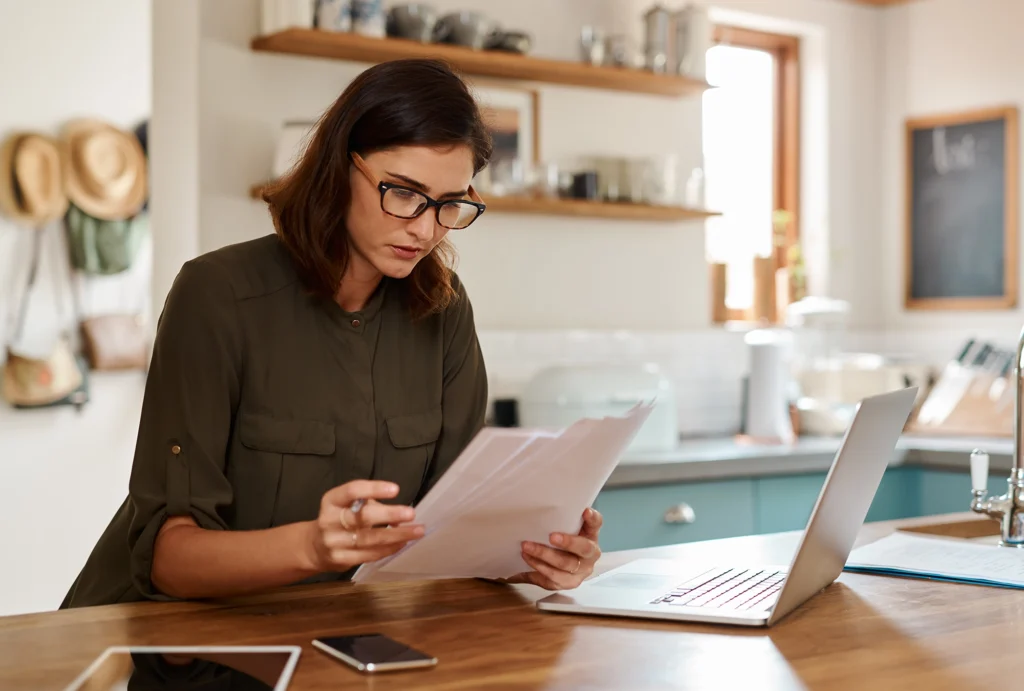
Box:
[651, 567, 786, 611]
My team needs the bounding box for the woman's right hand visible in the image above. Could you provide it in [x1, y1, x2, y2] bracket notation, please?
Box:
[306, 480, 425, 574]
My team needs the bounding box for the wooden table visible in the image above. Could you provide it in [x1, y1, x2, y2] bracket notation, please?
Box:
[2, 513, 1020, 690]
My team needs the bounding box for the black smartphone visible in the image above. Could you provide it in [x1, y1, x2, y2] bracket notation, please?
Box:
[312, 634, 437, 673]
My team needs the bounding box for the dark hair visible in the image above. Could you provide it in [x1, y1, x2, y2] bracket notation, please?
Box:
[263, 58, 493, 318]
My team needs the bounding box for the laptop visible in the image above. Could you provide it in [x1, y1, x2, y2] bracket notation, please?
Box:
[536, 386, 919, 627]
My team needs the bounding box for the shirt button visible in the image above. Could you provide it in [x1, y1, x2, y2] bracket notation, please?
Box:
[351, 319, 360, 328]
[171, 444, 181, 455]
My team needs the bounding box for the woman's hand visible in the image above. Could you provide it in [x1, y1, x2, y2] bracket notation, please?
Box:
[305, 480, 424, 574]
[505, 507, 603, 591]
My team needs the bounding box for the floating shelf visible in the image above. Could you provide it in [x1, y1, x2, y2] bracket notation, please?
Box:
[251, 29, 710, 98]
[484, 195, 717, 221]
[250, 182, 717, 222]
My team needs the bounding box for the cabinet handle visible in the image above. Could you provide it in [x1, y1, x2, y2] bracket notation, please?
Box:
[663, 503, 696, 524]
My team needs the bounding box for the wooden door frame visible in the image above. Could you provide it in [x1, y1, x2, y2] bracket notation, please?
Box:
[709, 25, 801, 323]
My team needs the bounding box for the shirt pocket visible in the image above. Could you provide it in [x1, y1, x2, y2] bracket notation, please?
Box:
[232, 412, 336, 529]
[384, 406, 442, 504]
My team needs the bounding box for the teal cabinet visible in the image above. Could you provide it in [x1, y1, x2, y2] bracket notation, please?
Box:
[917, 468, 1007, 516]
[594, 464, 1011, 553]
[864, 467, 920, 522]
[754, 472, 825, 534]
[752, 467, 920, 535]
[593, 479, 756, 552]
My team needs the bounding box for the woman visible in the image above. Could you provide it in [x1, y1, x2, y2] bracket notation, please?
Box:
[61, 58, 603, 608]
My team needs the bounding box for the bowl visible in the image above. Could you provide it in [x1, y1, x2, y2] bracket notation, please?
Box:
[386, 3, 439, 42]
[435, 11, 497, 50]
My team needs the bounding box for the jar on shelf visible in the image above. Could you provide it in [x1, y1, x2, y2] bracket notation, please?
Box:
[315, 0, 352, 31]
[351, 0, 385, 37]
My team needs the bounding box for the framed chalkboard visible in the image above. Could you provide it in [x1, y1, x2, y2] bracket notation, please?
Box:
[905, 106, 1019, 310]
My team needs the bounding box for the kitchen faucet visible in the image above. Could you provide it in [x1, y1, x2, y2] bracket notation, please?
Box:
[969, 326, 1024, 547]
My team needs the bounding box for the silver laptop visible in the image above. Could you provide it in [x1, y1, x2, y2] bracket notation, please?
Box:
[536, 386, 918, 627]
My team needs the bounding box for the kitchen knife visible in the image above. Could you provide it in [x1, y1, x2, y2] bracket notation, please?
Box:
[969, 348, 1009, 396]
[993, 350, 1019, 409]
[917, 339, 980, 424]
[926, 342, 994, 426]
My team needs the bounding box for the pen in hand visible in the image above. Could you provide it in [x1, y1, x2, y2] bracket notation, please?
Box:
[348, 493, 418, 531]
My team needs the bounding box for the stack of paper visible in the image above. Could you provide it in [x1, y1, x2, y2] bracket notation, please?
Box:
[353, 402, 654, 584]
[844, 532, 1024, 589]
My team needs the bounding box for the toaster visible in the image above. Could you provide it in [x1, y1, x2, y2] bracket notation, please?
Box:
[517, 363, 679, 452]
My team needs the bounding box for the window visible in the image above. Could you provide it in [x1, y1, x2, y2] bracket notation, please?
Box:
[703, 26, 800, 323]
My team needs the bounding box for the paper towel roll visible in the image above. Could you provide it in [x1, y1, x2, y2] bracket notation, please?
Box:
[745, 329, 795, 443]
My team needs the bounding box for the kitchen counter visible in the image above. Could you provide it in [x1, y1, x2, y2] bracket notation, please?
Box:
[607, 432, 1016, 486]
[1, 513, 1016, 690]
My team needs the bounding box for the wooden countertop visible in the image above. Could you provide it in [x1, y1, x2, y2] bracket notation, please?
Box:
[2, 513, 1019, 690]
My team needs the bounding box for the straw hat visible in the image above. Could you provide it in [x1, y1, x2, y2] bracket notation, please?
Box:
[63, 119, 147, 221]
[0, 132, 69, 226]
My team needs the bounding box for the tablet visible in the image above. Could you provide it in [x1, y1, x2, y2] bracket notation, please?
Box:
[63, 645, 302, 691]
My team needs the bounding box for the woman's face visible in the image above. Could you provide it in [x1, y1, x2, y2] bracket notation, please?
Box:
[346, 144, 476, 280]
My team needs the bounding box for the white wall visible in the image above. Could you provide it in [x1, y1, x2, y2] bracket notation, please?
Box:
[150, 0, 202, 317]
[0, 375, 145, 615]
[880, 0, 1024, 357]
[0, 0, 151, 615]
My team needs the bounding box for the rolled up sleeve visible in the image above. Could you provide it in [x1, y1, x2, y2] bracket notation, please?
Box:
[417, 276, 488, 500]
[127, 257, 243, 600]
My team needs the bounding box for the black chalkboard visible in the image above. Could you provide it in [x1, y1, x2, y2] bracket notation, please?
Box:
[905, 107, 1018, 309]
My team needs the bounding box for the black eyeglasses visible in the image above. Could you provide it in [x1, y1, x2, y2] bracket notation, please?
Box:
[351, 153, 486, 230]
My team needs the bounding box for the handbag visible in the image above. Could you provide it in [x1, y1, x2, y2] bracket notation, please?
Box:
[2, 225, 89, 410]
[79, 313, 149, 371]
[64, 211, 150, 372]
[64, 202, 147, 275]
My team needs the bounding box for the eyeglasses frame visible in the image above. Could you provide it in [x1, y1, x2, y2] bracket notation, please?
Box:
[350, 152, 487, 230]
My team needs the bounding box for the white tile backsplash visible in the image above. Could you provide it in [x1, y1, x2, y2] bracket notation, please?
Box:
[477, 327, 959, 438]
[479, 329, 750, 437]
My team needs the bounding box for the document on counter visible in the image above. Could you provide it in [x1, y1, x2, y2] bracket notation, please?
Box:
[844, 531, 1024, 589]
[352, 402, 655, 584]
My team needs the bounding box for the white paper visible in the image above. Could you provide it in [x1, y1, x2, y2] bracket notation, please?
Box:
[411, 428, 555, 520]
[353, 403, 655, 583]
[845, 532, 1024, 588]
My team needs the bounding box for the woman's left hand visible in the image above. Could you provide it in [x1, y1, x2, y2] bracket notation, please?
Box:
[505, 507, 603, 590]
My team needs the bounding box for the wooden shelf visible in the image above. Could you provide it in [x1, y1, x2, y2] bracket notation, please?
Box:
[484, 195, 718, 221]
[250, 182, 716, 221]
[251, 29, 710, 98]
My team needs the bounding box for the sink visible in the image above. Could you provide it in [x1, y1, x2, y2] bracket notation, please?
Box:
[894, 513, 1002, 544]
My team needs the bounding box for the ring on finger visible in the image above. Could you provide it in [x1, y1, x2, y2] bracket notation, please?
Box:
[339, 508, 353, 531]
[350, 531, 358, 548]
[570, 557, 582, 575]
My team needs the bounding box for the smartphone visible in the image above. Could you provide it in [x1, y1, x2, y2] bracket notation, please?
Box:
[312, 634, 437, 673]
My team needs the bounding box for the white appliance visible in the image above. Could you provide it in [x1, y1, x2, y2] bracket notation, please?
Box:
[518, 364, 679, 452]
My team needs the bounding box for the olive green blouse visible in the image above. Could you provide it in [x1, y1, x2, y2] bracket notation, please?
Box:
[61, 234, 488, 608]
